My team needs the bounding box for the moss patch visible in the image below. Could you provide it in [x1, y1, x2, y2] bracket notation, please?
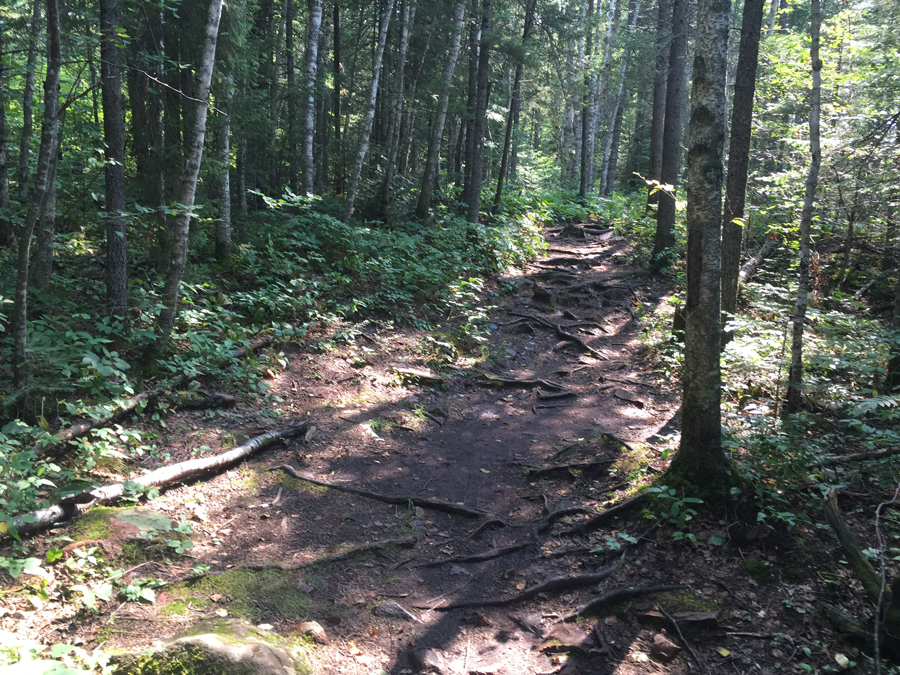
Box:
[71, 506, 120, 540]
[162, 569, 311, 623]
[275, 471, 327, 494]
[745, 558, 775, 583]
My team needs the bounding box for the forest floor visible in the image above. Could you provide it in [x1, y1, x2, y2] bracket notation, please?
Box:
[2, 226, 874, 674]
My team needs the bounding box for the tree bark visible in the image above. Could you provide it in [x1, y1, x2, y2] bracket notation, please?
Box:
[492, 0, 537, 213]
[465, 0, 493, 224]
[332, 2, 343, 194]
[578, 0, 595, 199]
[153, 0, 225, 353]
[100, 0, 128, 325]
[415, 0, 467, 219]
[646, 44, 668, 199]
[302, 0, 324, 196]
[651, 0, 688, 267]
[603, 88, 627, 194]
[720, 0, 765, 318]
[12, 0, 60, 388]
[342, 0, 396, 222]
[32, 150, 57, 289]
[285, 0, 297, 191]
[785, 0, 821, 414]
[216, 76, 234, 262]
[0, 23, 12, 248]
[592, 0, 622, 188]
[463, 20, 481, 208]
[668, 0, 731, 489]
[18, 0, 42, 202]
[599, 0, 641, 196]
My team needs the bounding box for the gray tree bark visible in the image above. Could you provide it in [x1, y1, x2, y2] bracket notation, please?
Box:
[465, 0, 493, 224]
[578, 0, 595, 199]
[651, 0, 688, 267]
[18, 0, 42, 202]
[32, 150, 57, 289]
[302, 0, 324, 196]
[100, 0, 128, 325]
[668, 0, 732, 489]
[785, 0, 822, 414]
[216, 76, 234, 263]
[647, 0, 672, 207]
[153, 0, 224, 353]
[342, 0, 396, 222]
[0, 23, 12, 247]
[720, 0, 765, 319]
[591, 0, 622, 187]
[416, 0, 466, 219]
[12, 0, 60, 388]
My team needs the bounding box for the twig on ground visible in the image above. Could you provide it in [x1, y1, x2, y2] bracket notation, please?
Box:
[270, 464, 491, 518]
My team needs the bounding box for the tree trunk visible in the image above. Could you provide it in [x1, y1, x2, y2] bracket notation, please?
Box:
[603, 89, 627, 194]
[651, 0, 688, 267]
[765, 0, 779, 37]
[599, 0, 641, 196]
[415, 0, 466, 219]
[785, 0, 821, 414]
[333, 2, 342, 194]
[342, 0, 396, 222]
[285, 0, 297, 191]
[720, 0, 765, 318]
[379, 2, 415, 218]
[668, 0, 732, 491]
[492, 0, 537, 214]
[12, 0, 60, 388]
[216, 77, 234, 263]
[465, 0, 493, 225]
[463, 20, 481, 208]
[153, 0, 225, 353]
[592, 0, 622, 187]
[0, 23, 12, 248]
[302, 0, 324, 196]
[314, 12, 332, 193]
[32, 149, 57, 289]
[578, 0, 595, 199]
[100, 0, 128, 325]
[18, 0, 42, 202]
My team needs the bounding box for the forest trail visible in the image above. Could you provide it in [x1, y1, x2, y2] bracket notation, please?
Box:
[19, 227, 827, 675]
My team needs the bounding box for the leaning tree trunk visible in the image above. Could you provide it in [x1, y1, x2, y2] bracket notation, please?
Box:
[342, 0, 396, 222]
[12, 0, 60, 388]
[651, 0, 688, 268]
[599, 0, 641, 196]
[647, 0, 672, 208]
[415, 0, 466, 219]
[785, 0, 821, 415]
[0, 22, 12, 248]
[100, 0, 128, 325]
[153, 0, 224, 353]
[18, 0, 42, 202]
[668, 0, 732, 491]
[720, 0, 765, 319]
[301, 0, 324, 196]
[465, 0, 493, 225]
[491, 0, 536, 214]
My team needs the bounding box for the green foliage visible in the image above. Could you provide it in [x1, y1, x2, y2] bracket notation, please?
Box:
[644, 486, 703, 544]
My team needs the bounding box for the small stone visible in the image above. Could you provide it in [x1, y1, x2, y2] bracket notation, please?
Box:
[374, 602, 420, 622]
[409, 647, 448, 674]
[650, 633, 681, 663]
[462, 613, 493, 627]
[290, 620, 329, 645]
[509, 612, 543, 636]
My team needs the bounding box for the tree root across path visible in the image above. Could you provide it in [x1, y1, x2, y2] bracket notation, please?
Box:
[417, 564, 620, 610]
[558, 584, 687, 622]
[418, 543, 532, 568]
[269, 465, 492, 518]
[7, 424, 309, 540]
[509, 312, 608, 360]
[563, 492, 649, 537]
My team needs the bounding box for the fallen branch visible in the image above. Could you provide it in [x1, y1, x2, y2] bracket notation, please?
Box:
[564, 492, 649, 537]
[270, 465, 490, 518]
[854, 268, 897, 301]
[201, 535, 417, 576]
[419, 542, 530, 568]
[7, 424, 309, 540]
[560, 584, 686, 622]
[738, 234, 777, 284]
[424, 564, 620, 610]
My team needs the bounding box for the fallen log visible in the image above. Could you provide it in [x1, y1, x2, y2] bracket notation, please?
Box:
[738, 234, 777, 284]
[270, 465, 491, 518]
[7, 424, 309, 540]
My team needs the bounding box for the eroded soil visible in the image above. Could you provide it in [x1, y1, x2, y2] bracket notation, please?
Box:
[2, 226, 879, 674]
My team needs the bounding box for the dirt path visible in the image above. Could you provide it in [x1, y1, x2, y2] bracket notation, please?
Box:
[8, 227, 837, 674]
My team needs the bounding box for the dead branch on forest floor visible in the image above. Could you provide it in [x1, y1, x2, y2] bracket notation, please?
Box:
[418, 564, 620, 610]
[270, 465, 491, 518]
[559, 584, 686, 622]
[419, 542, 531, 567]
[7, 425, 309, 540]
[563, 493, 649, 537]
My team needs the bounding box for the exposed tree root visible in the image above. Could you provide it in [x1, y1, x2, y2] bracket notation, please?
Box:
[468, 518, 510, 539]
[509, 312, 608, 360]
[419, 543, 531, 567]
[424, 564, 620, 610]
[528, 460, 613, 482]
[270, 464, 491, 518]
[533, 507, 591, 537]
[474, 369, 572, 393]
[8, 424, 309, 540]
[199, 535, 418, 576]
[560, 584, 686, 622]
[563, 493, 649, 537]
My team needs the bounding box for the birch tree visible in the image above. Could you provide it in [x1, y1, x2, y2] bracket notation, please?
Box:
[342, 0, 396, 222]
[153, 0, 225, 352]
[302, 0, 324, 196]
[785, 0, 822, 414]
